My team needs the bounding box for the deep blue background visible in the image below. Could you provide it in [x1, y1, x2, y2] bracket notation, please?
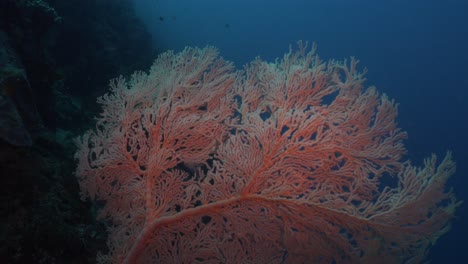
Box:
[132, 0, 468, 262]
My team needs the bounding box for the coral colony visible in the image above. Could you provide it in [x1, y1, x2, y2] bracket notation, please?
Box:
[75, 43, 459, 263]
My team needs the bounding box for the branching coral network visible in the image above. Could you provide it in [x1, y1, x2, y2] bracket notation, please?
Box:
[75, 42, 460, 264]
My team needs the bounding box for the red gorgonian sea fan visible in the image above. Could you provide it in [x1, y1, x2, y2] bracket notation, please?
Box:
[75, 43, 460, 264]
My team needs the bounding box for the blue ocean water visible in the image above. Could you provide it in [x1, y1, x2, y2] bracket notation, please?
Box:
[133, 0, 468, 262]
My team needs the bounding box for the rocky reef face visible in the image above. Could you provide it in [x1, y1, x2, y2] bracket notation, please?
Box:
[0, 0, 153, 262]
